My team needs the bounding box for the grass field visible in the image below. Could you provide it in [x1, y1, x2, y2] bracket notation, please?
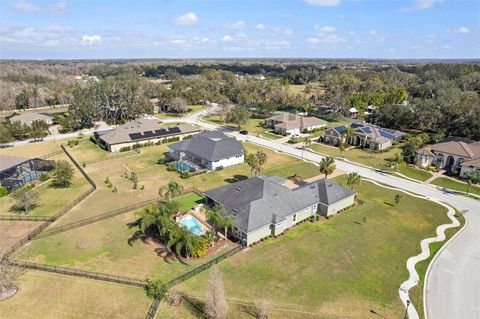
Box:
[308, 142, 433, 182]
[430, 177, 480, 196]
[166, 176, 452, 319]
[203, 115, 282, 140]
[0, 271, 151, 319]
[0, 221, 41, 253]
[0, 153, 92, 217]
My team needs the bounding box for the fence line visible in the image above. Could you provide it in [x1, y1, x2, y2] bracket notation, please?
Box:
[145, 297, 162, 319]
[12, 260, 146, 288]
[1, 145, 96, 260]
[40, 150, 63, 159]
[0, 215, 53, 222]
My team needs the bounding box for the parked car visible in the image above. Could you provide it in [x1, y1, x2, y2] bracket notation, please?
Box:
[239, 130, 249, 135]
[290, 134, 301, 139]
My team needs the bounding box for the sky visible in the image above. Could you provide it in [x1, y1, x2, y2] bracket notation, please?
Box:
[0, 0, 479, 60]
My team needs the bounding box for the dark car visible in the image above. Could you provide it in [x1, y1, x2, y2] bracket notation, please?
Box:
[239, 130, 249, 135]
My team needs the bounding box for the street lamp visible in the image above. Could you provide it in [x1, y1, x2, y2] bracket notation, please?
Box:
[403, 300, 411, 319]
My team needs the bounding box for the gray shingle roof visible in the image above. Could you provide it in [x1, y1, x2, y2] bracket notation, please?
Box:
[204, 176, 354, 233]
[169, 130, 243, 162]
[9, 112, 53, 125]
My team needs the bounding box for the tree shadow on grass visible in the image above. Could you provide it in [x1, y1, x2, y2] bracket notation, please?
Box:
[383, 201, 395, 207]
[182, 296, 206, 318]
[224, 175, 249, 184]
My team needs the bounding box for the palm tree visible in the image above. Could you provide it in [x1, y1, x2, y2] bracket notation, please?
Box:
[319, 156, 336, 179]
[342, 127, 355, 145]
[339, 143, 346, 157]
[302, 137, 312, 160]
[466, 171, 480, 195]
[206, 205, 223, 225]
[159, 182, 184, 201]
[389, 153, 404, 172]
[346, 172, 361, 191]
[219, 216, 235, 240]
[245, 153, 258, 177]
[255, 151, 268, 176]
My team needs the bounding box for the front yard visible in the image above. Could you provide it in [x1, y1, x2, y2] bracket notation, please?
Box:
[202, 115, 282, 140]
[430, 177, 480, 196]
[308, 142, 433, 182]
[166, 176, 454, 319]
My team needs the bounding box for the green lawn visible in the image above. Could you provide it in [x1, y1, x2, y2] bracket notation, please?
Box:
[169, 176, 454, 319]
[156, 105, 204, 119]
[308, 143, 433, 182]
[202, 115, 283, 140]
[0, 153, 92, 217]
[430, 177, 480, 196]
[0, 271, 151, 319]
[174, 192, 204, 211]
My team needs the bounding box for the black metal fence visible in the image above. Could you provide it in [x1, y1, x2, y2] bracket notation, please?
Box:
[12, 260, 146, 287]
[41, 150, 63, 159]
[168, 245, 243, 286]
[1, 145, 97, 260]
[145, 297, 162, 319]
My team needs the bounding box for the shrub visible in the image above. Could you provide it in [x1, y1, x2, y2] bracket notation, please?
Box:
[166, 163, 176, 171]
[119, 146, 131, 152]
[180, 172, 190, 179]
[39, 173, 50, 182]
[144, 278, 169, 300]
[0, 186, 8, 197]
[105, 177, 110, 184]
[133, 182, 137, 189]
[140, 185, 145, 190]
[156, 156, 165, 165]
[112, 186, 118, 193]
[82, 162, 86, 168]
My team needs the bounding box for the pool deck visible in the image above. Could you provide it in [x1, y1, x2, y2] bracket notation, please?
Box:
[188, 207, 227, 240]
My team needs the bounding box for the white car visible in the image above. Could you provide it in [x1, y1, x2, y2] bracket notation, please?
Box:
[290, 134, 301, 139]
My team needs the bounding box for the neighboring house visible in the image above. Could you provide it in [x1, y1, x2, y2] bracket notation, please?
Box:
[416, 137, 480, 177]
[0, 155, 54, 191]
[349, 107, 358, 118]
[168, 130, 244, 171]
[95, 118, 201, 152]
[9, 112, 53, 127]
[266, 112, 326, 135]
[204, 175, 355, 246]
[323, 123, 405, 151]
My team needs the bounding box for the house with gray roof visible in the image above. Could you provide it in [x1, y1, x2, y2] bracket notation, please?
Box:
[9, 112, 53, 127]
[204, 175, 355, 245]
[0, 154, 54, 190]
[323, 123, 405, 151]
[168, 130, 244, 171]
[94, 118, 201, 152]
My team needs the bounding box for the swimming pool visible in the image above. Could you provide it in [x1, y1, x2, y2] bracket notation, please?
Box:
[175, 161, 195, 173]
[179, 214, 206, 236]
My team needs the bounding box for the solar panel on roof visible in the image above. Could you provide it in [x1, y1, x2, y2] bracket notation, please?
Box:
[129, 133, 143, 140]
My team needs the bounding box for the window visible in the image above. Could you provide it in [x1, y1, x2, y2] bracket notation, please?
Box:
[293, 213, 297, 223]
[275, 222, 284, 228]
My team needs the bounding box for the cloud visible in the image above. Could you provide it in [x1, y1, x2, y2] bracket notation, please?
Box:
[303, 0, 341, 6]
[12, 1, 39, 12]
[307, 34, 345, 45]
[401, 0, 443, 12]
[273, 27, 294, 35]
[222, 35, 234, 42]
[228, 20, 246, 29]
[173, 12, 198, 26]
[255, 23, 266, 30]
[48, 1, 67, 13]
[314, 25, 336, 33]
[0, 25, 74, 46]
[265, 40, 290, 50]
[457, 27, 469, 33]
[169, 39, 187, 44]
[81, 34, 102, 45]
[369, 30, 377, 35]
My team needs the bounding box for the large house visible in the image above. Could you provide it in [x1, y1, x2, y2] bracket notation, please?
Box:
[323, 123, 405, 151]
[9, 112, 53, 127]
[204, 175, 355, 245]
[168, 130, 244, 171]
[266, 112, 326, 135]
[95, 118, 201, 152]
[416, 137, 480, 177]
[0, 155, 54, 191]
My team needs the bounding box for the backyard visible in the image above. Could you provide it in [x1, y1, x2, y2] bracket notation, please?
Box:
[163, 176, 454, 319]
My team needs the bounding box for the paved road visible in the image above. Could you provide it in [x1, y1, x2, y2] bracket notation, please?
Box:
[181, 111, 480, 319]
